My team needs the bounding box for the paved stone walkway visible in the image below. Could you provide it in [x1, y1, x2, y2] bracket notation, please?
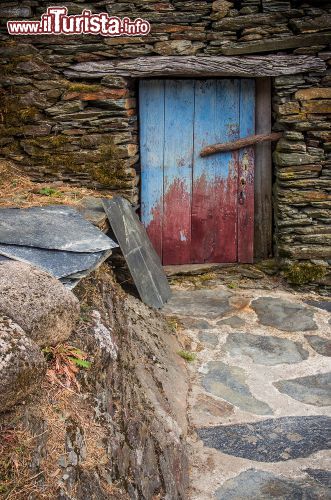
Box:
[163, 284, 331, 499]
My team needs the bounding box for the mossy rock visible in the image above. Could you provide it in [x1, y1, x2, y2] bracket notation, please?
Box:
[0, 95, 40, 130]
[284, 262, 327, 285]
[19, 134, 133, 189]
[64, 82, 102, 93]
[255, 259, 279, 276]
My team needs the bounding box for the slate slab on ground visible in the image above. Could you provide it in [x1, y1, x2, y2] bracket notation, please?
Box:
[0, 205, 115, 252]
[163, 288, 233, 318]
[0, 205, 117, 287]
[0, 244, 113, 280]
[102, 197, 171, 309]
[215, 469, 330, 499]
[252, 296, 317, 331]
[197, 415, 331, 462]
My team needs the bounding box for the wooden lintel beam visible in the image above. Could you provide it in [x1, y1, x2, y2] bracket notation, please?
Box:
[64, 55, 325, 79]
[200, 132, 283, 157]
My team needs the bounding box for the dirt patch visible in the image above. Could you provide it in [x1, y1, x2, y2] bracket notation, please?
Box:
[0, 160, 113, 208]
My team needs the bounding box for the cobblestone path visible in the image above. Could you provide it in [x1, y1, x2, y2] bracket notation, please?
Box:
[164, 284, 331, 499]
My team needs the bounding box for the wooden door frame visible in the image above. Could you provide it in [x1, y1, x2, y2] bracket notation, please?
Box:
[255, 78, 272, 260]
[138, 76, 272, 262]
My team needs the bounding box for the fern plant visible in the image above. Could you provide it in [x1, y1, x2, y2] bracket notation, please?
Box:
[43, 344, 91, 390]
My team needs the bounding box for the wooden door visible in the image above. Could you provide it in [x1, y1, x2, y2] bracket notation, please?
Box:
[139, 79, 255, 266]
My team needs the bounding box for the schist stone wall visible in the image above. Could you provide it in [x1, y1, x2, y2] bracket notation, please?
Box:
[0, 1, 330, 274]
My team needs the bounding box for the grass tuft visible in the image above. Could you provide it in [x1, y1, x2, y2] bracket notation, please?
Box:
[177, 350, 196, 362]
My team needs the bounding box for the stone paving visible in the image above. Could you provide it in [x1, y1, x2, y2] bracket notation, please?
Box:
[163, 283, 331, 499]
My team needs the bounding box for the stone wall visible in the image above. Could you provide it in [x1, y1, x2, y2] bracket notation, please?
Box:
[0, 0, 330, 272]
[273, 74, 331, 273]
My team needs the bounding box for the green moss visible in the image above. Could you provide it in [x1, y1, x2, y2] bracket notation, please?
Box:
[22, 135, 131, 188]
[1, 54, 35, 75]
[0, 95, 39, 129]
[26, 135, 70, 150]
[255, 259, 279, 276]
[1, 63, 16, 75]
[0, 126, 23, 137]
[65, 82, 101, 92]
[177, 350, 196, 362]
[37, 187, 62, 197]
[170, 272, 216, 289]
[285, 262, 327, 285]
[227, 281, 239, 289]
[278, 247, 292, 259]
[17, 107, 39, 123]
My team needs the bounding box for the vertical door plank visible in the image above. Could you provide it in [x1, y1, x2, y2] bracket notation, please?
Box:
[139, 80, 165, 259]
[193, 79, 240, 263]
[213, 79, 240, 263]
[238, 79, 255, 263]
[255, 78, 272, 260]
[192, 80, 217, 263]
[163, 80, 194, 265]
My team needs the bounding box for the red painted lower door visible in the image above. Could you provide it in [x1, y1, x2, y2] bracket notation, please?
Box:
[139, 79, 255, 266]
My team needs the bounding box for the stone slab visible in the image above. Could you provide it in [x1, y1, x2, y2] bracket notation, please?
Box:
[0, 244, 113, 280]
[252, 297, 317, 331]
[274, 372, 331, 406]
[103, 197, 171, 309]
[225, 332, 309, 365]
[77, 196, 109, 232]
[197, 415, 331, 462]
[163, 289, 233, 319]
[195, 394, 234, 419]
[201, 361, 272, 415]
[305, 468, 331, 488]
[182, 317, 213, 330]
[199, 331, 219, 347]
[215, 469, 330, 499]
[217, 316, 245, 328]
[163, 263, 224, 276]
[305, 335, 331, 357]
[0, 206, 116, 253]
[305, 300, 331, 313]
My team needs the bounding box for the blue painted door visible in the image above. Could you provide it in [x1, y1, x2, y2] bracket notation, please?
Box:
[139, 79, 255, 265]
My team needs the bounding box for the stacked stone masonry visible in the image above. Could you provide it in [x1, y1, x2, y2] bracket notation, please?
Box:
[0, 1, 330, 271]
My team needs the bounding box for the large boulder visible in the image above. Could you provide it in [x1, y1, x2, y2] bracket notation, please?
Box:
[0, 314, 46, 412]
[0, 261, 80, 346]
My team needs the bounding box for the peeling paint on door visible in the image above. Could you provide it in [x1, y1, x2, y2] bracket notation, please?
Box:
[139, 79, 255, 265]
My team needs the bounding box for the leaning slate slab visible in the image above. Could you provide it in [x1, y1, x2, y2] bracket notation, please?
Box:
[0, 206, 115, 252]
[0, 244, 113, 279]
[197, 415, 331, 462]
[102, 197, 171, 309]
